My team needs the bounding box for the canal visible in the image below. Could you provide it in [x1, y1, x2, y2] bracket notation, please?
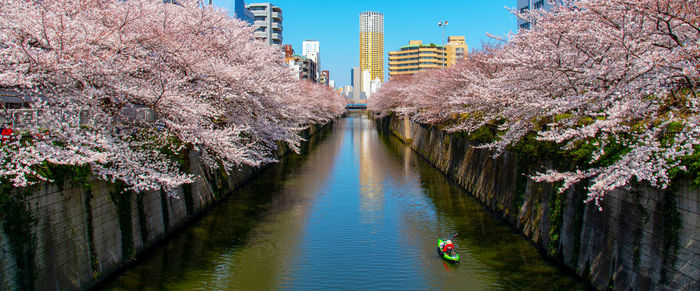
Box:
[98, 113, 582, 290]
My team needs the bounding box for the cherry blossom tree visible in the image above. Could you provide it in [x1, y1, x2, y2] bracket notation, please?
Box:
[370, 0, 700, 207]
[0, 0, 345, 192]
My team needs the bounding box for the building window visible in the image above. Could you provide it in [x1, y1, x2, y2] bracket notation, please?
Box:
[520, 5, 529, 14]
[534, 0, 545, 9]
[519, 22, 530, 30]
[255, 16, 266, 21]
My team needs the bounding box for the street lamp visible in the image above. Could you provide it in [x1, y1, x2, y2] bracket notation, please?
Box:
[438, 20, 448, 69]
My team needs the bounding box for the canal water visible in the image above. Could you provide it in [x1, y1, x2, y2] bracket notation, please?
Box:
[99, 113, 582, 290]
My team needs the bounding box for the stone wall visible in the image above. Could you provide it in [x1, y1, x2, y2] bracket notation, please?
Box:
[376, 115, 698, 290]
[0, 123, 330, 291]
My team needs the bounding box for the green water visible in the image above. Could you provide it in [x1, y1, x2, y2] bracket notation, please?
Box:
[98, 113, 583, 290]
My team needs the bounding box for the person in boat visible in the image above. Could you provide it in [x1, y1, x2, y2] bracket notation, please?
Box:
[442, 240, 455, 254]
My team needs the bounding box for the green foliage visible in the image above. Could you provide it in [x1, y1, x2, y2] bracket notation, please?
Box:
[509, 132, 559, 168]
[548, 182, 566, 257]
[554, 113, 573, 122]
[156, 137, 191, 173]
[670, 145, 700, 188]
[467, 124, 497, 145]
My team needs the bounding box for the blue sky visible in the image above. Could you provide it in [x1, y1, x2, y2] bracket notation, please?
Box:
[217, 1, 518, 88]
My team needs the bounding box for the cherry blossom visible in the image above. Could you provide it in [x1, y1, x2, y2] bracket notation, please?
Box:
[370, 0, 699, 205]
[0, 0, 345, 192]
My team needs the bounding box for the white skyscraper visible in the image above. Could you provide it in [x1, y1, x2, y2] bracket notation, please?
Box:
[302, 40, 321, 73]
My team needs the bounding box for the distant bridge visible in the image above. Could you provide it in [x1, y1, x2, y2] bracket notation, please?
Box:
[346, 103, 367, 110]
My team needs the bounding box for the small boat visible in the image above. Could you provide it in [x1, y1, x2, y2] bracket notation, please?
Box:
[437, 239, 460, 263]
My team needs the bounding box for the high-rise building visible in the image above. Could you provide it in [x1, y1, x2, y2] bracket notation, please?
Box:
[359, 11, 384, 91]
[247, 3, 283, 45]
[351, 67, 361, 100]
[303, 40, 320, 67]
[361, 70, 371, 97]
[517, 0, 554, 30]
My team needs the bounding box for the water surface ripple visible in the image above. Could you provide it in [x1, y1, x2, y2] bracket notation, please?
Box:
[99, 113, 582, 290]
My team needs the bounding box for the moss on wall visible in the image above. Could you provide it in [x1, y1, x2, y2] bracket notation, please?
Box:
[110, 184, 134, 262]
[548, 182, 566, 257]
[84, 188, 100, 279]
[137, 193, 149, 246]
[0, 188, 37, 291]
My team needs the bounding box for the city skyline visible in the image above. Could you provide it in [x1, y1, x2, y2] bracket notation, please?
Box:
[213, 0, 516, 88]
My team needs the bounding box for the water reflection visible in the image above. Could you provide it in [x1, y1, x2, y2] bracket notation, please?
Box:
[98, 113, 582, 290]
[356, 116, 385, 226]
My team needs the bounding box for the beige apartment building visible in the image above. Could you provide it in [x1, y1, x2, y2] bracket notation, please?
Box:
[388, 36, 468, 78]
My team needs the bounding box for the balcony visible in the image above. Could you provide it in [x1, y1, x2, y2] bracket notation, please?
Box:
[271, 32, 282, 41]
[271, 22, 283, 31]
[271, 11, 282, 21]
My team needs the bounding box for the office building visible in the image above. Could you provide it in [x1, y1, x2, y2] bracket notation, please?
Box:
[388, 40, 446, 77]
[303, 40, 321, 72]
[352, 67, 361, 100]
[361, 70, 371, 97]
[369, 78, 382, 98]
[247, 3, 283, 45]
[359, 11, 384, 91]
[517, 0, 554, 30]
[388, 37, 467, 78]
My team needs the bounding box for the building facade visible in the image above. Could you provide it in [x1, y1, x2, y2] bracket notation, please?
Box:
[359, 11, 384, 91]
[516, 0, 554, 30]
[388, 40, 447, 77]
[351, 67, 361, 100]
[247, 3, 283, 45]
[303, 40, 320, 67]
[319, 70, 329, 86]
[388, 37, 467, 78]
[445, 36, 468, 66]
[288, 55, 317, 82]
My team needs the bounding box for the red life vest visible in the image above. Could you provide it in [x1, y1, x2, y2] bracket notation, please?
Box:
[443, 243, 454, 252]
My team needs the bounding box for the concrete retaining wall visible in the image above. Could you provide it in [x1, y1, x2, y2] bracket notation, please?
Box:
[0, 123, 330, 291]
[376, 115, 698, 290]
